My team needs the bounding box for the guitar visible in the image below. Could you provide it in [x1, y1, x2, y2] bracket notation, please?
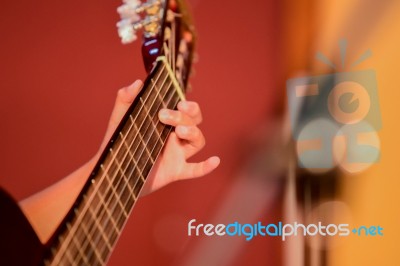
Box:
[0, 0, 196, 265]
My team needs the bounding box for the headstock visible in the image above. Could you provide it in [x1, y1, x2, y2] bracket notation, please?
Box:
[116, 0, 196, 89]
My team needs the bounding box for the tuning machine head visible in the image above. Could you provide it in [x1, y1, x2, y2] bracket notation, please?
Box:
[116, 0, 163, 44]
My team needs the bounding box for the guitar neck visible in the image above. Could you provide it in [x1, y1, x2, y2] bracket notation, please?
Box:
[44, 60, 184, 266]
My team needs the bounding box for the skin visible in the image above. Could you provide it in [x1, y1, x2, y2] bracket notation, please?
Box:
[19, 80, 220, 243]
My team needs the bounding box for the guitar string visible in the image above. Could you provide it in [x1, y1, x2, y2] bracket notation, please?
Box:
[49, 64, 171, 265]
[53, 17, 182, 265]
[95, 82, 179, 265]
[91, 38, 180, 261]
[104, 20, 180, 241]
[90, 76, 172, 247]
[80, 21, 181, 264]
[91, 75, 179, 265]
[74, 68, 174, 264]
[55, 67, 170, 265]
[65, 69, 180, 265]
[63, 66, 170, 260]
[117, 16, 180, 208]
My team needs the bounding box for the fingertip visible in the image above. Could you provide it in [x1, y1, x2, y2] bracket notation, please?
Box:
[199, 156, 220, 177]
[177, 101, 196, 112]
[209, 156, 221, 168]
[158, 109, 171, 123]
[177, 101, 188, 110]
[131, 79, 143, 88]
[126, 80, 143, 95]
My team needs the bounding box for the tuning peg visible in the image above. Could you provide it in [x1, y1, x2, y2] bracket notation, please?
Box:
[117, 19, 137, 44]
[122, 0, 141, 6]
[117, 0, 141, 20]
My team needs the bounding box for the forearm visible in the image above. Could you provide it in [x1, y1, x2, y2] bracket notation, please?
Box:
[17, 81, 219, 243]
[19, 157, 96, 243]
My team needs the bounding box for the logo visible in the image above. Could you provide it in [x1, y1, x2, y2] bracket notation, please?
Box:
[187, 219, 384, 241]
[286, 40, 382, 173]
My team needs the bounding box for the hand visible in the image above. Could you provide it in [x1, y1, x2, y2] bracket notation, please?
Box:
[99, 80, 220, 195]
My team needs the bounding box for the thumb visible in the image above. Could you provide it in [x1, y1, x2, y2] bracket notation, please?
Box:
[99, 80, 143, 152]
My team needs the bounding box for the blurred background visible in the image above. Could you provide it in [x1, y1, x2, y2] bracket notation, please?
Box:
[1, 0, 399, 265]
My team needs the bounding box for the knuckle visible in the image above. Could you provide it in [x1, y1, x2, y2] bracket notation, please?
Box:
[200, 138, 206, 149]
[198, 131, 206, 148]
[189, 126, 199, 138]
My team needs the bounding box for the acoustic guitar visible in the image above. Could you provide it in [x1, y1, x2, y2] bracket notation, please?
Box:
[0, 0, 196, 265]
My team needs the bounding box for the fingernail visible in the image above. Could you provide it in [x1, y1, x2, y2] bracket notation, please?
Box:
[127, 80, 142, 94]
[159, 109, 170, 120]
[131, 80, 142, 87]
[179, 101, 190, 111]
[210, 156, 221, 167]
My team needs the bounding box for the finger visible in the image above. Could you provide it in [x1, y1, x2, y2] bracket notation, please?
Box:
[158, 109, 195, 126]
[109, 80, 142, 127]
[177, 101, 202, 125]
[180, 156, 220, 179]
[101, 80, 142, 150]
[175, 125, 205, 157]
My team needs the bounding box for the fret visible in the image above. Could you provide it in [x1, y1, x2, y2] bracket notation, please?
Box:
[63, 240, 78, 266]
[103, 156, 132, 231]
[103, 156, 129, 218]
[70, 230, 91, 266]
[149, 79, 177, 162]
[114, 136, 137, 212]
[78, 209, 101, 264]
[66, 212, 91, 265]
[135, 70, 170, 143]
[151, 78, 167, 109]
[132, 93, 170, 173]
[79, 204, 111, 265]
[57, 223, 81, 265]
[79, 216, 104, 265]
[139, 97, 161, 146]
[45, 62, 185, 265]
[86, 183, 120, 248]
[112, 146, 135, 205]
[90, 190, 121, 244]
[86, 202, 114, 252]
[139, 97, 165, 148]
[60, 222, 92, 266]
[127, 114, 151, 181]
[132, 174, 144, 197]
[134, 123, 155, 165]
[149, 78, 167, 144]
[117, 128, 146, 203]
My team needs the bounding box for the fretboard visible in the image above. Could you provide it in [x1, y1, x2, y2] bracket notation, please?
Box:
[44, 60, 183, 266]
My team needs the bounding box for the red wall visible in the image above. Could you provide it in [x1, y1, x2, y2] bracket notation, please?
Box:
[0, 0, 282, 265]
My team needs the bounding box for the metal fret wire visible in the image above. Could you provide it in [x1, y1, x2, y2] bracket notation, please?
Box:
[70, 68, 169, 263]
[49, 64, 179, 265]
[73, 68, 175, 264]
[94, 79, 179, 265]
[92, 77, 174, 247]
[64, 67, 172, 261]
[57, 67, 173, 265]
[52, 15, 182, 265]
[89, 21, 181, 264]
